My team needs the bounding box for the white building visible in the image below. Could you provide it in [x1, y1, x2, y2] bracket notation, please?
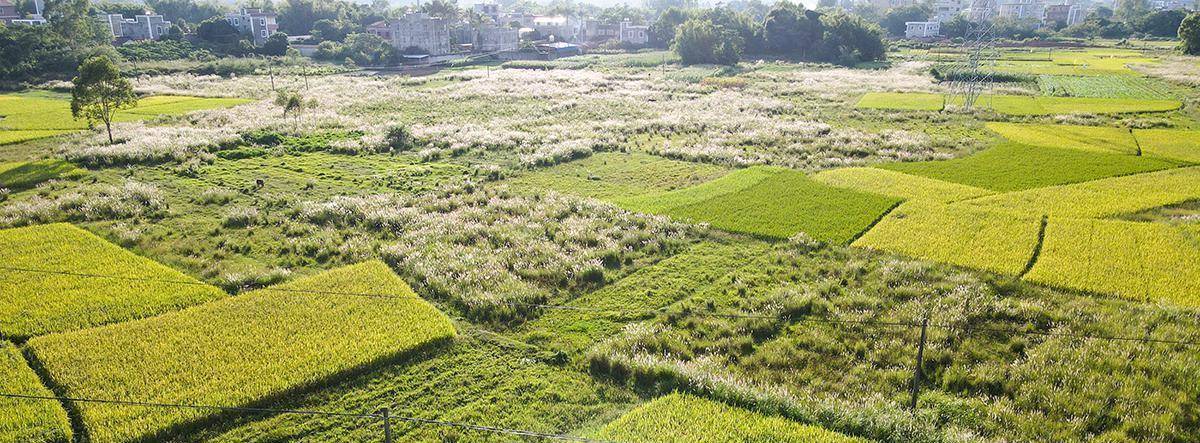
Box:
[1151, 0, 1195, 9]
[997, 0, 1043, 21]
[100, 13, 172, 41]
[225, 8, 279, 45]
[933, 0, 965, 22]
[530, 15, 585, 42]
[618, 21, 648, 45]
[906, 21, 941, 38]
[475, 24, 518, 52]
[1043, 3, 1084, 26]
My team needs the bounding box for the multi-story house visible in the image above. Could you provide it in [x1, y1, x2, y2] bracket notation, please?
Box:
[0, 0, 18, 24]
[906, 21, 941, 38]
[100, 13, 172, 41]
[225, 8, 278, 45]
[618, 21, 648, 45]
[386, 12, 452, 56]
[1043, 3, 1083, 26]
[997, 0, 1043, 21]
[475, 24, 518, 52]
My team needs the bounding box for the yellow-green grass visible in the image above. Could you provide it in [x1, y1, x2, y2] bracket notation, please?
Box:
[985, 123, 1137, 155]
[812, 167, 994, 203]
[960, 166, 1200, 218]
[856, 92, 1181, 115]
[508, 152, 728, 201]
[1134, 129, 1200, 163]
[592, 394, 865, 443]
[855, 92, 944, 111]
[853, 201, 1042, 275]
[0, 342, 71, 443]
[624, 167, 900, 243]
[880, 142, 1177, 192]
[0, 223, 225, 340]
[1025, 218, 1200, 306]
[0, 160, 77, 190]
[0, 93, 250, 143]
[1036, 75, 1174, 99]
[26, 260, 455, 443]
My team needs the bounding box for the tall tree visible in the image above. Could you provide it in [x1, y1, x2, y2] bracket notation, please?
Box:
[650, 7, 691, 47]
[1113, 0, 1149, 23]
[763, 2, 823, 58]
[71, 56, 138, 144]
[879, 4, 931, 37]
[673, 17, 743, 65]
[1181, 13, 1200, 55]
[44, 0, 108, 48]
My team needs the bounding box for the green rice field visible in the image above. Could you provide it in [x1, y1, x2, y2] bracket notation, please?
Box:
[1036, 75, 1174, 99]
[853, 201, 1043, 275]
[879, 142, 1177, 192]
[624, 167, 900, 243]
[0, 93, 251, 144]
[0, 341, 71, 443]
[508, 152, 728, 200]
[856, 92, 1181, 115]
[593, 394, 864, 443]
[0, 223, 226, 340]
[0, 160, 77, 190]
[26, 260, 455, 443]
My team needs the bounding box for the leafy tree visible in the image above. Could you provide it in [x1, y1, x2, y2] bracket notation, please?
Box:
[673, 17, 743, 65]
[0, 25, 78, 83]
[260, 32, 290, 56]
[817, 0, 837, 8]
[92, 1, 148, 16]
[819, 10, 884, 63]
[311, 18, 359, 42]
[940, 15, 973, 38]
[699, 7, 763, 53]
[45, 0, 108, 48]
[879, 4, 931, 37]
[71, 56, 137, 144]
[420, 0, 460, 20]
[197, 16, 240, 43]
[1113, 0, 1149, 23]
[650, 7, 691, 47]
[1182, 13, 1200, 55]
[1093, 6, 1114, 20]
[644, 0, 699, 13]
[763, 2, 823, 58]
[144, 0, 229, 24]
[274, 90, 311, 118]
[1138, 10, 1186, 37]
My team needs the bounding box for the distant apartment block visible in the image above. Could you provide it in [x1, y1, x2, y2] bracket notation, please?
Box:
[1151, 0, 1195, 9]
[906, 21, 941, 38]
[2, 0, 46, 25]
[226, 8, 278, 45]
[932, 0, 964, 22]
[619, 21, 648, 45]
[100, 13, 172, 41]
[1043, 3, 1084, 26]
[997, 0, 1043, 21]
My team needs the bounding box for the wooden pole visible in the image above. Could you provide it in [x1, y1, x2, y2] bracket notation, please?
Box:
[908, 316, 929, 412]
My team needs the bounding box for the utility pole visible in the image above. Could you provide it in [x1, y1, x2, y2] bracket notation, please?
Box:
[908, 316, 929, 412]
[381, 407, 392, 443]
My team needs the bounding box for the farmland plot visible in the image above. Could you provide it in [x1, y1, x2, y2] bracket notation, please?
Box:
[1025, 218, 1200, 305]
[0, 93, 251, 144]
[593, 394, 864, 443]
[961, 166, 1200, 218]
[985, 123, 1137, 155]
[853, 201, 1042, 275]
[0, 160, 77, 190]
[624, 167, 900, 243]
[0, 342, 71, 443]
[880, 142, 1176, 192]
[1036, 75, 1174, 99]
[856, 92, 1181, 115]
[1134, 129, 1200, 163]
[812, 167, 994, 203]
[508, 152, 728, 201]
[0, 223, 225, 340]
[26, 261, 455, 443]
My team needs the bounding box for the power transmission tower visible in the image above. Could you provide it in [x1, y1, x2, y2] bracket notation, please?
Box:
[946, 0, 999, 111]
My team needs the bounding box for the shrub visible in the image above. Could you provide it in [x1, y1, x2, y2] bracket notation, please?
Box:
[673, 18, 743, 66]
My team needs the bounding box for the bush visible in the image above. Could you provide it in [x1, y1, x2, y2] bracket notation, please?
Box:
[1181, 13, 1200, 55]
[385, 125, 414, 151]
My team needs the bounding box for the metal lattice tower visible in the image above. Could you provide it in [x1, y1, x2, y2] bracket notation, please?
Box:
[945, 0, 999, 111]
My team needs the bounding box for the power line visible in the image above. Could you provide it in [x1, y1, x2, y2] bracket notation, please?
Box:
[4, 265, 1199, 346]
[0, 393, 613, 443]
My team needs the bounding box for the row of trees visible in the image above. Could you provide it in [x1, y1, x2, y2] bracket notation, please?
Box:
[665, 4, 885, 66]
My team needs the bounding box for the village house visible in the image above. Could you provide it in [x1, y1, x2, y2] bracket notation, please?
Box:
[1043, 3, 1083, 26]
[905, 21, 941, 38]
[225, 8, 278, 45]
[99, 13, 172, 42]
[997, 0, 1043, 22]
[379, 12, 452, 56]
[2, 0, 46, 25]
[474, 24, 519, 52]
[618, 21, 648, 45]
[0, 0, 18, 24]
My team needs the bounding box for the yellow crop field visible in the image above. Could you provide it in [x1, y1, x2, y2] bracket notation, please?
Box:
[1135, 129, 1200, 163]
[0, 223, 225, 340]
[812, 167, 994, 203]
[593, 394, 866, 443]
[853, 201, 1042, 275]
[960, 166, 1200, 218]
[0, 342, 71, 443]
[1025, 219, 1200, 305]
[27, 260, 456, 443]
[985, 122, 1138, 155]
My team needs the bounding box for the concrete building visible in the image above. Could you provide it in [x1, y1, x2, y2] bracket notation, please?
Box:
[475, 24, 518, 52]
[997, 0, 1043, 21]
[618, 21, 648, 45]
[932, 0, 965, 22]
[386, 13, 451, 56]
[530, 15, 584, 42]
[100, 13, 172, 41]
[1043, 3, 1083, 26]
[473, 3, 502, 23]
[226, 8, 278, 45]
[0, 0, 18, 24]
[583, 19, 619, 42]
[905, 21, 941, 38]
[1151, 0, 1195, 9]
[2, 0, 46, 25]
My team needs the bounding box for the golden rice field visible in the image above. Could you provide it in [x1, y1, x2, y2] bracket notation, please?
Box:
[812, 167, 994, 203]
[0, 223, 225, 340]
[593, 394, 865, 443]
[0, 341, 71, 443]
[26, 260, 455, 442]
[960, 166, 1200, 218]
